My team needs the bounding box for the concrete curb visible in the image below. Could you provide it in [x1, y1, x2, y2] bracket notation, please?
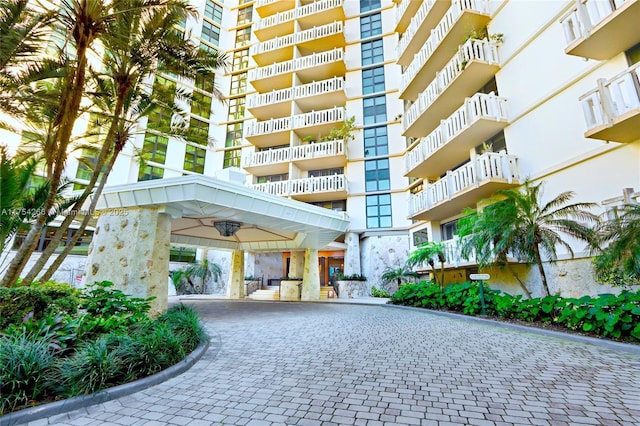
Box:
[382, 303, 640, 355]
[0, 338, 211, 426]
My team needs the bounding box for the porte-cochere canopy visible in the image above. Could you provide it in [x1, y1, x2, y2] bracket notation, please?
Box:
[93, 175, 350, 251]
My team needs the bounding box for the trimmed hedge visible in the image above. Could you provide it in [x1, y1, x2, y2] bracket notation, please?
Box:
[391, 281, 640, 342]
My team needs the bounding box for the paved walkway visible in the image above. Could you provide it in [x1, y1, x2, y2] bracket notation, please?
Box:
[22, 301, 640, 426]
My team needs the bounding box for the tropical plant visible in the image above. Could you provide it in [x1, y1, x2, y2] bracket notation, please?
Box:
[380, 265, 419, 289]
[460, 180, 599, 296]
[406, 242, 446, 289]
[172, 259, 222, 294]
[592, 203, 640, 287]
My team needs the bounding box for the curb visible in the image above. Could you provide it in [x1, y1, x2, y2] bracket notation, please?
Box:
[0, 338, 211, 426]
[382, 303, 640, 355]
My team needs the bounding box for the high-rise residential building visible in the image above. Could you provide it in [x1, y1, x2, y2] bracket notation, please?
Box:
[5, 0, 640, 297]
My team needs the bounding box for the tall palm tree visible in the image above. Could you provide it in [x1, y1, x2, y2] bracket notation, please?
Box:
[406, 241, 446, 289]
[22, 0, 228, 284]
[172, 259, 222, 294]
[462, 180, 599, 296]
[593, 203, 640, 287]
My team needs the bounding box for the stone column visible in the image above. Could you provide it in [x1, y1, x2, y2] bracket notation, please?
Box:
[301, 248, 320, 301]
[289, 250, 305, 278]
[84, 207, 170, 316]
[344, 232, 361, 276]
[227, 249, 245, 299]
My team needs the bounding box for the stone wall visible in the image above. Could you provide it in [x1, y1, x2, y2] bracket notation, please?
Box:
[1, 252, 87, 286]
[254, 252, 283, 285]
[360, 234, 411, 293]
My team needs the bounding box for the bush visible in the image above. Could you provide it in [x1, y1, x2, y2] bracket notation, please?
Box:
[337, 274, 367, 281]
[159, 304, 205, 353]
[370, 286, 390, 298]
[0, 281, 80, 330]
[0, 333, 56, 414]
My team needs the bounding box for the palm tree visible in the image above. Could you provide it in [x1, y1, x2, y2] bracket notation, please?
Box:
[171, 259, 222, 294]
[380, 265, 419, 291]
[462, 180, 599, 296]
[406, 241, 446, 289]
[593, 203, 640, 287]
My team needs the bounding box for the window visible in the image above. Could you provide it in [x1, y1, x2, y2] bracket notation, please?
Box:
[227, 97, 245, 121]
[232, 49, 249, 71]
[235, 28, 251, 48]
[187, 117, 209, 145]
[309, 167, 343, 177]
[366, 194, 392, 228]
[170, 246, 197, 263]
[360, 0, 381, 12]
[310, 200, 346, 211]
[13, 225, 93, 254]
[363, 95, 387, 124]
[201, 21, 220, 46]
[230, 72, 247, 96]
[237, 6, 253, 25]
[183, 144, 206, 174]
[363, 125, 388, 157]
[195, 72, 215, 93]
[627, 42, 640, 65]
[479, 77, 498, 95]
[225, 122, 243, 147]
[141, 133, 168, 164]
[204, 1, 223, 24]
[138, 165, 164, 181]
[441, 220, 459, 241]
[191, 91, 212, 119]
[223, 148, 241, 168]
[365, 159, 390, 191]
[360, 12, 382, 38]
[362, 66, 385, 94]
[413, 229, 429, 246]
[147, 107, 173, 132]
[257, 173, 288, 183]
[362, 38, 383, 66]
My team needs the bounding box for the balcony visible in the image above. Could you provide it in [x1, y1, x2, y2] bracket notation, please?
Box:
[405, 92, 508, 178]
[249, 48, 345, 93]
[255, 0, 295, 19]
[396, 0, 451, 66]
[408, 151, 520, 221]
[245, 106, 345, 147]
[247, 77, 345, 120]
[399, 0, 492, 101]
[580, 62, 640, 143]
[251, 174, 348, 202]
[254, 0, 344, 40]
[395, 0, 436, 34]
[251, 21, 344, 67]
[243, 139, 346, 176]
[403, 39, 501, 137]
[560, 0, 640, 60]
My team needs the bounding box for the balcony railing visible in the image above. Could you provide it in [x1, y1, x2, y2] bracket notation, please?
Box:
[245, 106, 344, 138]
[579, 62, 640, 142]
[396, 0, 438, 59]
[255, 0, 343, 32]
[243, 139, 345, 168]
[250, 21, 343, 56]
[405, 92, 508, 174]
[399, 0, 491, 93]
[409, 151, 520, 217]
[249, 48, 344, 82]
[403, 38, 500, 133]
[247, 77, 345, 110]
[251, 174, 347, 197]
[560, 0, 640, 59]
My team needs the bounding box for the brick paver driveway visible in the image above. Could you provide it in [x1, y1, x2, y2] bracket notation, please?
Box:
[34, 301, 640, 426]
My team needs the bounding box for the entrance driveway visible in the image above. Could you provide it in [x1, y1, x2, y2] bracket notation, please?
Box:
[25, 301, 640, 425]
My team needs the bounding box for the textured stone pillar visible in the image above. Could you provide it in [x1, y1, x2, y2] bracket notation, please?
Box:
[245, 251, 256, 278]
[301, 248, 320, 301]
[84, 208, 170, 316]
[289, 250, 304, 278]
[227, 249, 245, 299]
[344, 232, 361, 276]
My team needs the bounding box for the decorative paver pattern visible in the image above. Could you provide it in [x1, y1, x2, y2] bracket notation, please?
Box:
[20, 301, 640, 425]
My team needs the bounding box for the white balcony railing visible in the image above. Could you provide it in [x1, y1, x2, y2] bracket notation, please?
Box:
[250, 21, 343, 56]
[409, 151, 520, 216]
[243, 139, 345, 168]
[247, 77, 344, 110]
[396, 0, 437, 58]
[255, 0, 343, 32]
[251, 174, 347, 197]
[245, 107, 344, 138]
[400, 0, 491, 92]
[255, 0, 279, 8]
[560, 0, 628, 46]
[579, 62, 640, 131]
[405, 92, 508, 173]
[403, 38, 500, 131]
[249, 48, 344, 82]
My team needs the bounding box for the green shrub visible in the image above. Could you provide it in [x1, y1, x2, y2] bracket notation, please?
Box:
[81, 281, 152, 318]
[2, 312, 80, 353]
[123, 321, 186, 377]
[337, 274, 367, 281]
[370, 286, 390, 298]
[159, 304, 205, 353]
[0, 281, 80, 330]
[0, 333, 56, 414]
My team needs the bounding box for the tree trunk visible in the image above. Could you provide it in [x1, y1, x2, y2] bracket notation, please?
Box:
[505, 262, 532, 299]
[533, 244, 551, 296]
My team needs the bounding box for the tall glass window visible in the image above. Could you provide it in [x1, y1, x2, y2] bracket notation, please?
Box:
[361, 39, 384, 66]
[235, 28, 251, 48]
[223, 149, 241, 168]
[237, 6, 253, 25]
[230, 72, 247, 96]
[362, 66, 385, 95]
[225, 123, 243, 147]
[366, 194, 392, 228]
[363, 95, 387, 124]
[363, 126, 388, 157]
[204, 0, 223, 24]
[201, 21, 220, 46]
[183, 144, 206, 174]
[360, 12, 382, 38]
[227, 97, 245, 121]
[360, 0, 381, 12]
[365, 159, 390, 191]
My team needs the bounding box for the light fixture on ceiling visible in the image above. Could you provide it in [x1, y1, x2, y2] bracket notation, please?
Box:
[213, 220, 241, 237]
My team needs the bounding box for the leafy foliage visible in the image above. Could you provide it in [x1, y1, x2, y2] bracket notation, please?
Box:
[370, 286, 390, 298]
[406, 242, 446, 289]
